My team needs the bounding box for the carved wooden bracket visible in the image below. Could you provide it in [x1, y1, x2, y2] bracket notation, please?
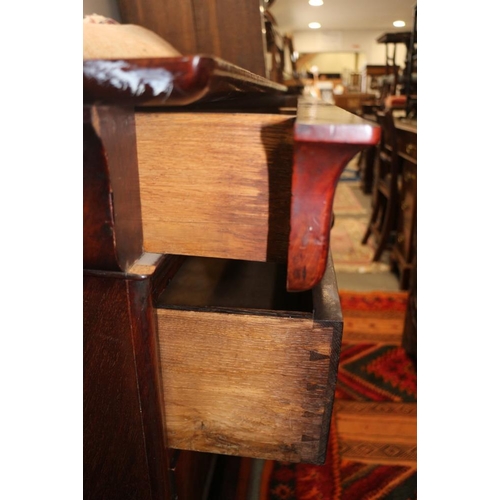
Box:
[287, 98, 381, 291]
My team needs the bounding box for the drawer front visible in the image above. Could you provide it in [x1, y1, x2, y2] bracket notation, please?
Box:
[136, 112, 295, 263]
[155, 256, 342, 464]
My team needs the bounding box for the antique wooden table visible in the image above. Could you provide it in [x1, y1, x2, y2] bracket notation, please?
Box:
[83, 55, 380, 499]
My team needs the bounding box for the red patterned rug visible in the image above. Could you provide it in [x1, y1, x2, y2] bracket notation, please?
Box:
[258, 291, 416, 500]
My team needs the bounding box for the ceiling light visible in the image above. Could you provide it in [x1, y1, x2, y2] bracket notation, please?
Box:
[308, 22, 321, 29]
[393, 20, 406, 27]
[309, 0, 324, 6]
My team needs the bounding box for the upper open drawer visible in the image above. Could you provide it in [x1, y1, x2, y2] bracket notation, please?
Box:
[84, 57, 380, 290]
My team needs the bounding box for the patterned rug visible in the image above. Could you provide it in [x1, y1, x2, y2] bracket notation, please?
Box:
[258, 291, 416, 500]
[330, 179, 392, 275]
[330, 218, 390, 274]
[333, 183, 367, 217]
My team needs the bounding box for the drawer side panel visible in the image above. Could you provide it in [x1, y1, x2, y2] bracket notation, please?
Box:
[157, 309, 335, 463]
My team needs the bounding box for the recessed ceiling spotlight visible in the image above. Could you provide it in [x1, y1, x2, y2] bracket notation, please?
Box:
[393, 20, 406, 27]
[308, 22, 321, 29]
[309, 0, 324, 6]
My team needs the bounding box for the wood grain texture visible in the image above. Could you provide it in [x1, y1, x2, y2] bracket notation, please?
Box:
[84, 62, 379, 292]
[118, 0, 198, 54]
[155, 257, 342, 464]
[190, 0, 266, 76]
[83, 271, 171, 499]
[287, 141, 362, 291]
[158, 310, 331, 463]
[117, 0, 267, 77]
[294, 98, 381, 144]
[135, 100, 379, 290]
[83, 105, 143, 271]
[287, 98, 381, 291]
[136, 111, 295, 262]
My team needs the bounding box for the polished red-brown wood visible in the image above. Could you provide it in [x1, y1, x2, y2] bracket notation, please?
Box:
[83, 56, 286, 107]
[287, 98, 381, 291]
[84, 100, 175, 498]
[83, 105, 143, 271]
[84, 269, 171, 499]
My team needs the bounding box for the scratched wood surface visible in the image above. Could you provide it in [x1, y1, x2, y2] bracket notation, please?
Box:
[155, 256, 342, 464]
[83, 56, 286, 107]
[136, 111, 295, 263]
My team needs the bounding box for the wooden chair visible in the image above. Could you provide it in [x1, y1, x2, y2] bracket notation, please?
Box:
[361, 109, 400, 261]
[357, 104, 380, 194]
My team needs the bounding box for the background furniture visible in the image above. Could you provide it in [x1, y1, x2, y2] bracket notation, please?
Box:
[376, 31, 413, 99]
[404, 4, 417, 118]
[360, 64, 398, 95]
[262, 4, 301, 86]
[391, 118, 417, 289]
[332, 92, 377, 114]
[360, 109, 416, 290]
[357, 142, 377, 195]
[357, 104, 380, 194]
[402, 228, 417, 364]
[361, 109, 400, 262]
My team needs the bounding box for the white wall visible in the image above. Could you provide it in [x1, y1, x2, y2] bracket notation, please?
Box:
[293, 29, 407, 67]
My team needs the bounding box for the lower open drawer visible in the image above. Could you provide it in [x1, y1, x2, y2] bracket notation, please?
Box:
[154, 255, 343, 464]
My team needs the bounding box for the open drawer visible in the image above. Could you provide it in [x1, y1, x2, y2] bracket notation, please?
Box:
[85, 94, 379, 292]
[153, 253, 343, 464]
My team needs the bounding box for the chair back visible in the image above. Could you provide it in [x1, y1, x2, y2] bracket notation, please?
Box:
[375, 109, 399, 185]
